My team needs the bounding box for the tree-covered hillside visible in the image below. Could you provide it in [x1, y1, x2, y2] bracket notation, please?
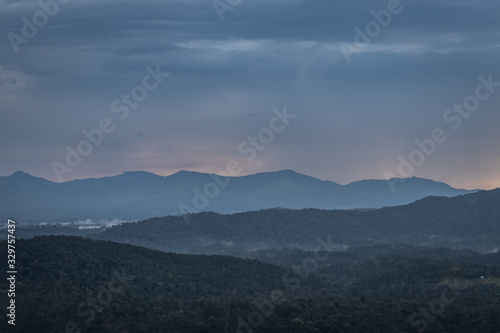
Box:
[86, 189, 500, 254]
[2, 236, 500, 332]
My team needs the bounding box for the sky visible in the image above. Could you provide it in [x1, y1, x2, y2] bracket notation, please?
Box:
[0, 0, 499, 190]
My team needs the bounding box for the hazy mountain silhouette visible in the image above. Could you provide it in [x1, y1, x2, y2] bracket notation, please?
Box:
[0, 170, 478, 222]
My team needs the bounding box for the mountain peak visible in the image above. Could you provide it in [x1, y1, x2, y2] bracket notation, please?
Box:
[11, 170, 32, 177]
[120, 171, 160, 177]
[276, 169, 300, 175]
[6, 170, 53, 185]
[171, 170, 208, 177]
[9, 171, 43, 182]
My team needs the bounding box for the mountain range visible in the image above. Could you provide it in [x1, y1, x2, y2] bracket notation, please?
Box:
[0, 169, 479, 223]
[7, 187, 499, 254]
[84, 188, 499, 254]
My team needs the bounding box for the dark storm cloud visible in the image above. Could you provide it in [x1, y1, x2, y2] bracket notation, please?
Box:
[0, 0, 499, 189]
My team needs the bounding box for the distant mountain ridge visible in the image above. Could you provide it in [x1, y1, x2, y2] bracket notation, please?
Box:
[89, 188, 500, 254]
[0, 169, 479, 223]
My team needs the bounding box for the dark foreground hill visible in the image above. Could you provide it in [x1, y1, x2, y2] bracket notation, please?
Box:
[1, 236, 500, 332]
[0, 169, 476, 222]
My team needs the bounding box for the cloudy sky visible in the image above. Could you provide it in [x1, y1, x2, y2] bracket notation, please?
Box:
[1, 0, 499, 189]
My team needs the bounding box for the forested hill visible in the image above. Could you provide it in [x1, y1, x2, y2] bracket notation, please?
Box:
[89, 188, 500, 254]
[1, 236, 298, 332]
[2, 236, 500, 332]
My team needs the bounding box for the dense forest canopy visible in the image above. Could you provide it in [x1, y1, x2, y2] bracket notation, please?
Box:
[2, 236, 500, 332]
